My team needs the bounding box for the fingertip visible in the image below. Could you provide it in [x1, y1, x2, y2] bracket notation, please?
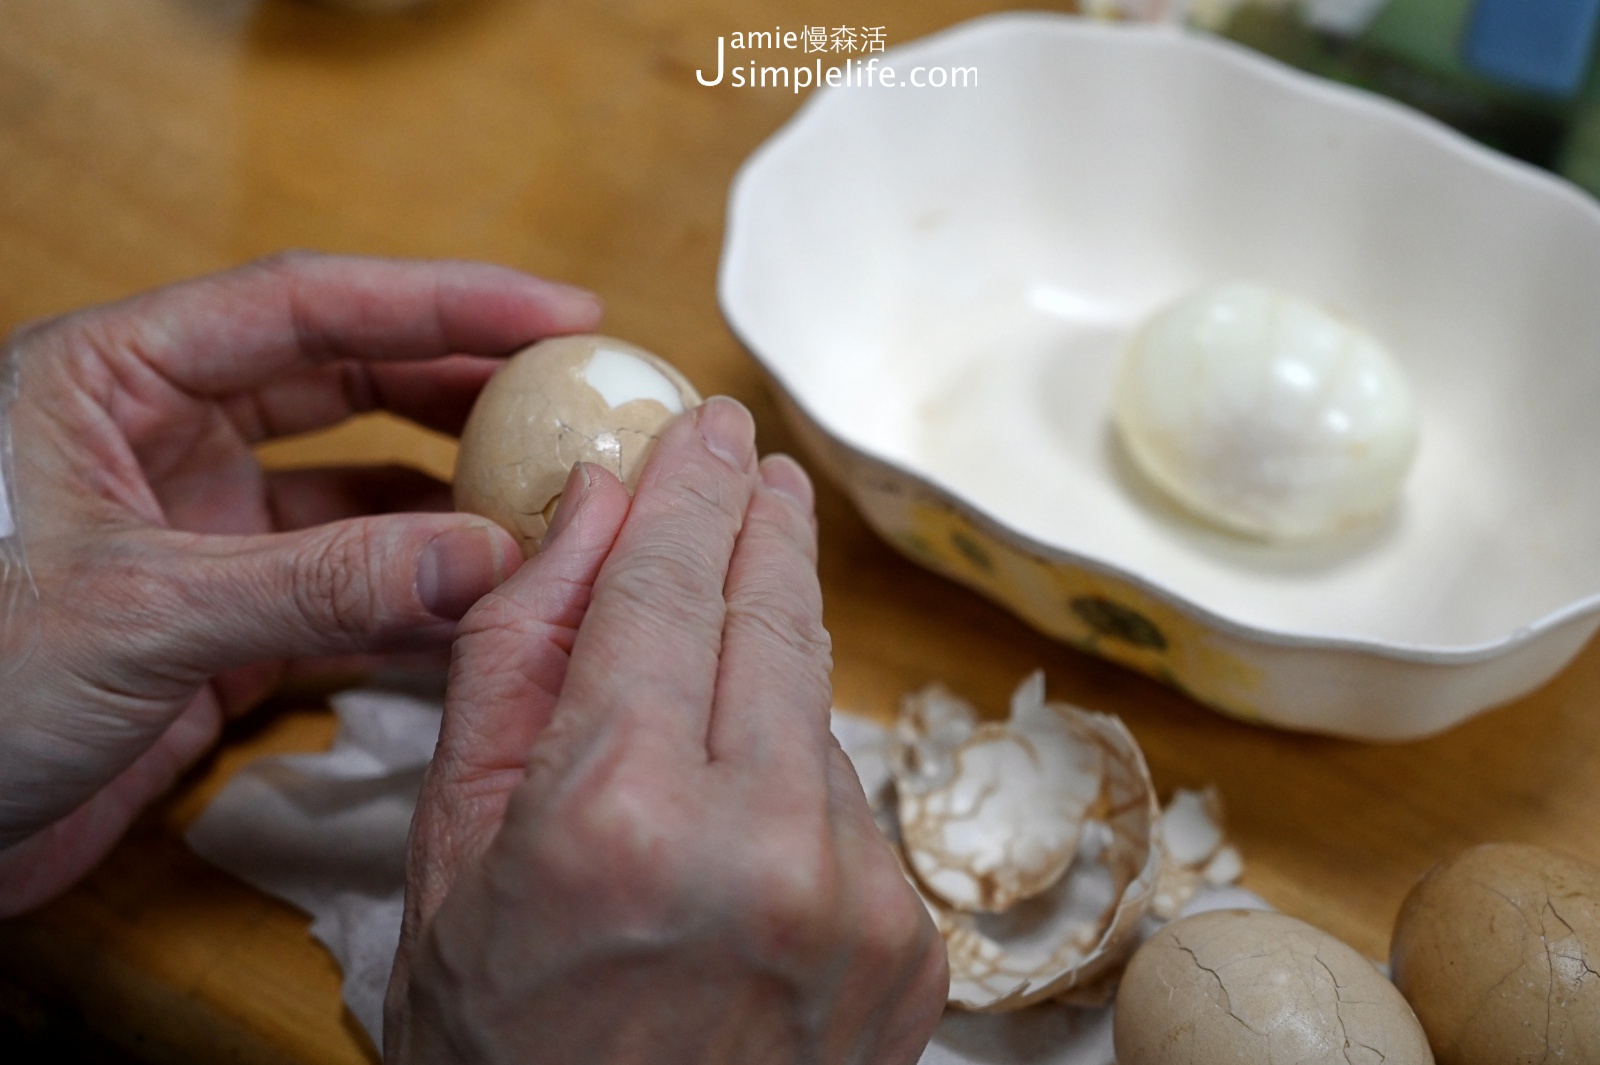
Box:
[540, 462, 631, 548]
[417, 518, 523, 621]
[758, 454, 815, 513]
[485, 521, 524, 584]
[485, 270, 602, 339]
[754, 455, 820, 558]
[695, 396, 758, 472]
[540, 463, 595, 549]
[476, 463, 628, 612]
[535, 279, 604, 331]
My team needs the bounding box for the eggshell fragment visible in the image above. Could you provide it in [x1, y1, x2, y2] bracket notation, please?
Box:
[891, 682, 981, 795]
[1390, 843, 1600, 1065]
[894, 672, 1104, 914]
[1151, 786, 1237, 919]
[837, 678, 1249, 1016]
[453, 334, 701, 555]
[893, 673, 1162, 1011]
[1117, 909, 1434, 1064]
[1202, 844, 1244, 886]
[1161, 787, 1226, 866]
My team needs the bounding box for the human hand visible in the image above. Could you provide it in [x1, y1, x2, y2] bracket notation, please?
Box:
[0, 252, 601, 914]
[386, 398, 948, 1064]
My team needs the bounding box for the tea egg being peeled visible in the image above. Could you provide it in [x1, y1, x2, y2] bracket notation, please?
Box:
[454, 334, 701, 555]
[1390, 843, 1600, 1065]
[1115, 909, 1434, 1065]
[1113, 284, 1418, 541]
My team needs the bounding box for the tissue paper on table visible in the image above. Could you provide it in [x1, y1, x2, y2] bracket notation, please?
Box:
[186, 688, 442, 1047]
[187, 689, 1266, 1062]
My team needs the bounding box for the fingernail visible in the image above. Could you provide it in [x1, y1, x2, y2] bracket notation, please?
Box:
[548, 278, 600, 302]
[543, 280, 604, 319]
[417, 524, 503, 620]
[760, 454, 814, 511]
[540, 463, 593, 549]
[697, 396, 756, 470]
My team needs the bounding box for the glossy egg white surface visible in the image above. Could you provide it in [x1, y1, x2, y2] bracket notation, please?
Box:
[1114, 283, 1418, 541]
[720, 14, 1600, 737]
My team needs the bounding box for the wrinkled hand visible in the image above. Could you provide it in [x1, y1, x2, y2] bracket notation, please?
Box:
[387, 399, 948, 1064]
[0, 252, 601, 914]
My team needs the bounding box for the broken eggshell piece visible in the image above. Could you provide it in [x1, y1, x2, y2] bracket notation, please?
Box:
[893, 672, 1162, 1011]
[1151, 786, 1243, 919]
[453, 334, 702, 555]
[891, 682, 980, 792]
[894, 672, 1104, 914]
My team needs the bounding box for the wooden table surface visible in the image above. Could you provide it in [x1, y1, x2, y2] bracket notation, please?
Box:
[3, 1, 1598, 1062]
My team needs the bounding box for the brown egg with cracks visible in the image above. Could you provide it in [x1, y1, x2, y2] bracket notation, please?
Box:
[454, 334, 701, 555]
[1390, 842, 1600, 1065]
[1115, 909, 1433, 1064]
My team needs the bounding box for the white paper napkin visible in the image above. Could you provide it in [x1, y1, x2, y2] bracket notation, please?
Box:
[186, 689, 441, 1045]
[188, 689, 1266, 1059]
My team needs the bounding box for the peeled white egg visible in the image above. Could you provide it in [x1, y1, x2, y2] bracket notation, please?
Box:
[1113, 284, 1418, 541]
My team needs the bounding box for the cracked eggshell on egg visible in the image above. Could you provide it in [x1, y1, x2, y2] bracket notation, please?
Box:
[453, 335, 701, 554]
[1116, 909, 1433, 1065]
[1390, 843, 1600, 1065]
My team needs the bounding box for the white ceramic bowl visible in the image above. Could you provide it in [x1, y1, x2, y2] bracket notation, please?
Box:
[719, 13, 1600, 741]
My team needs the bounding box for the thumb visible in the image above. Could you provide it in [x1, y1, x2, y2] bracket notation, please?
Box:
[153, 513, 522, 673]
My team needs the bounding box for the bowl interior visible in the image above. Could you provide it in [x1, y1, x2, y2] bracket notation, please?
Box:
[722, 15, 1600, 652]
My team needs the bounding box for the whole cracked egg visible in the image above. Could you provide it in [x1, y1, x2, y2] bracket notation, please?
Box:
[1390, 843, 1600, 1065]
[1115, 909, 1433, 1064]
[454, 334, 701, 554]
